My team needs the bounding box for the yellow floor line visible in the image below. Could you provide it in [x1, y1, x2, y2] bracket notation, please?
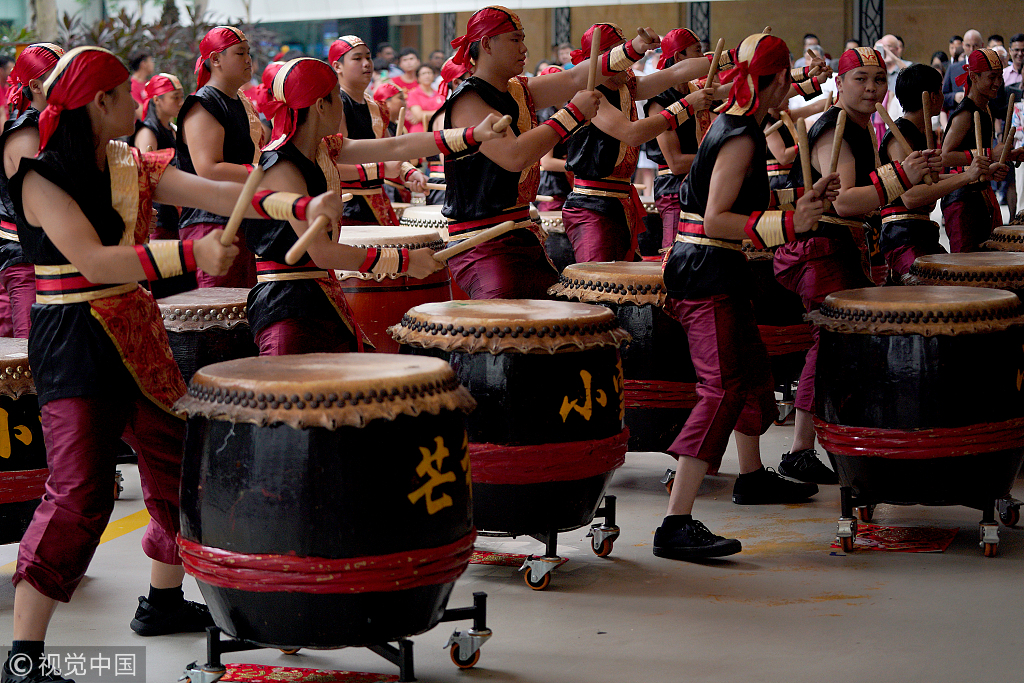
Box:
[1, 509, 151, 573]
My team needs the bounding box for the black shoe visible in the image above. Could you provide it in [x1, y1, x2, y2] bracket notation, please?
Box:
[2, 657, 75, 683]
[778, 448, 838, 485]
[129, 596, 214, 636]
[653, 519, 742, 560]
[732, 467, 818, 505]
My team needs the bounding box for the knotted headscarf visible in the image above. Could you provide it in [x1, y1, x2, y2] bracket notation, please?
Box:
[955, 47, 1003, 92]
[328, 36, 366, 65]
[251, 61, 285, 115]
[540, 65, 563, 76]
[194, 26, 247, 88]
[39, 46, 129, 151]
[837, 46, 884, 76]
[657, 28, 700, 69]
[263, 57, 337, 149]
[438, 57, 470, 99]
[570, 23, 625, 65]
[717, 33, 790, 116]
[6, 43, 63, 115]
[372, 82, 402, 103]
[450, 6, 523, 67]
[140, 72, 182, 119]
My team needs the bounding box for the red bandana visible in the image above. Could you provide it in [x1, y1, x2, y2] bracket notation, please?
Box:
[955, 48, 1003, 91]
[373, 82, 402, 103]
[540, 65, 564, 76]
[718, 34, 790, 116]
[194, 26, 246, 88]
[251, 61, 285, 116]
[140, 72, 182, 119]
[657, 28, 700, 70]
[450, 6, 524, 67]
[263, 57, 337, 149]
[837, 46, 884, 76]
[6, 43, 63, 114]
[329, 36, 366, 65]
[438, 57, 470, 99]
[39, 46, 129, 151]
[570, 23, 626, 65]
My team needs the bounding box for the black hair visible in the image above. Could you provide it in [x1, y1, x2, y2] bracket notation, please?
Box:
[372, 57, 389, 71]
[42, 102, 105, 176]
[0, 56, 14, 69]
[931, 50, 949, 64]
[846, 39, 861, 48]
[950, 35, 963, 43]
[295, 89, 333, 127]
[128, 51, 151, 72]
[894, 35, 904, 48]
[468, 41, 481, 62]
[1012, 33, 1024, 44]
[375, 42, 392, 54]
[988, 34, 1005, 45]
[804, 33, 818, 42]
[399, 48, 419, 60]
[430, 50, 445, 58]
[895, 63, 942, 112]
[757, 73, 776, 91]
[417, 63, 435, 77]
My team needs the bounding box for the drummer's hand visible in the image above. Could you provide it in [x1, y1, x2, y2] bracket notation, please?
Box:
[794, 175, 833, 234]
[472, 113, 512, 142]
[965, 154, 990, 182]
[570, 90, 601, 120]
[407, 247, 445, 279]
[307, 191, 345, 230]
[633, 28, 661, 54]
[989, 161, 1010, 182]
[814, 171, 841, 203]
[900, 150, 931, 185]
[405, 170, 428, 193]
[194, 230, 239, 276]
[685, 88, 714, 113]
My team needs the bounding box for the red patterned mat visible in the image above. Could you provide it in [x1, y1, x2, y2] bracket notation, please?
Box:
[830, 522, 959, 553]
[221, 663, 398, 682]
[470, 549, 570, 568]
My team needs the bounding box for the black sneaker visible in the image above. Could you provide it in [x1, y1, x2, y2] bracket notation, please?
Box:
[732, 467, 818, 505]
[778, 448, 838, 485]
[129, 596, 215, 636]
[2, 656, 75, 683]
[653, 519, 742, 560]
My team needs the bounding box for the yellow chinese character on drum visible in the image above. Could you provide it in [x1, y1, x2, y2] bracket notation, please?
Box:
[0, 406, 33, 460]
[559, 370, 608, 423]
[408, 436, 457, 514]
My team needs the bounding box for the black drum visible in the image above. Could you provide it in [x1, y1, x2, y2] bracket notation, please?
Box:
[638, 200, 663, 257]
[535, 210, 575, 272]
[176, 354, 476, 648]
[390, 300, 630, 536]
[909, 252, 1024, 298]
[399, 204, 450, 242]
[549, 262, 697, 452]
[0, 338, 45, 545]
[158, 288, 258, 385]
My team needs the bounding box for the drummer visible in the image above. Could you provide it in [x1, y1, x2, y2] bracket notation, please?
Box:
[130, 73, 184, 240]
[424, 58, 470, 206]
[774, 47, 940, 484]
[656, 33, 837, 560]
[250, 57, 505, 355]
[536, 65, 572, 213]
[3, 46, 344, 683]
[373, 82, 414, 206]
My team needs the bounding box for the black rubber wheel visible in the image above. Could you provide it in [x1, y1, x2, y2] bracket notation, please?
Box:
[1000, 507, 1020, 527]
[450, 643, 481, 669]
[592, 536, 613, 558]
[524, 567, 551, 591]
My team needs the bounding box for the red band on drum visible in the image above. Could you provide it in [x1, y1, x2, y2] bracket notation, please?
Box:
[470, 429, 628, 485]
[757, 324, 814, 356]
[177, 531, 476, 594]
[0, 468, 48, 505]
[814, 416, 1024, 459]
[624, 379, 698, 410]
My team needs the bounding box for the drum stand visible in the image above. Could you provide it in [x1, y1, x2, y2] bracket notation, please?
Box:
[180, 592, 492, 683]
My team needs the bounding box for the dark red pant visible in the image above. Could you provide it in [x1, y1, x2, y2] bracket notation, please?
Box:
[942, 188, 1000, 253]
[885, 242, 945, 278]
[536, 198, 565, 212]
[1, 263, 35, 338]
[562, 206, 632, 262]
[178, 222, 256, 288]
[255, 317, 357, 355]
[447, 229, 558, 299]
[662, 295, 777, 470]
[655, 195, 681, 251]
[15, 394, 185, 602]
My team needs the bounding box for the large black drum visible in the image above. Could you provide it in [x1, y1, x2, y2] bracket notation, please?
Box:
[535, 210, 576, 273]
[549, 262, 697, 452]
[0, 338, 45, 545]
[176, 354, 476, 648]
[158, 288, 258, 385]
[810, 287, 1024, 553]
[390, 300, 630, 537]
[909, 252, 1024, 298]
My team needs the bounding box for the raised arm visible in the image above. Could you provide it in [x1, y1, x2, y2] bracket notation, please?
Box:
[3, 127, 40, 179]
[887, 135, 986, 209]
[634, 57, 719, 101]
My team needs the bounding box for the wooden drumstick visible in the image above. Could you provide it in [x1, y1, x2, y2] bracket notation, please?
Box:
[764, 119, 784, 136]
[493, 114, 513, 133]
[780, 110, 798, 141]
[797, 117, 812, 196]
[283, 193, 352, 264]
[876, 103, 933, 185]
[1005, 94, 1016, 143]
[637, 27, 656, 43]
[824, 91, 834, 110]
[867, 122, 880, 168]
[221, 165, 265, 246]
[921, 92, 939, 183]
[806, 50, 821, 77]
[433, 220, 517, 261]
[999, 127, 1016, 164]
[823, 109, 847, 210]
[706, 37, 725, 86]
[586, 26, 603, 91]
[396, 106, 406, 136]
[974, 111, 986, 156]
[762, 26, 772, 34]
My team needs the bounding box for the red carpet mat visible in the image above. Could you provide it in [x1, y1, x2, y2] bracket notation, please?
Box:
[470, 549, 570, 568]
[830, 522, 959, 553]
[221, 663, 398, 682]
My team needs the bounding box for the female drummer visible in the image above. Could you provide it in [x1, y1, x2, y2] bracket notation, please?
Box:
[250, 57, 507, 355]
[2, 47, 343, 683]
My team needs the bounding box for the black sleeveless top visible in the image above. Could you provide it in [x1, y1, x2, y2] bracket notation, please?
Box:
[663, 114, 765, 300]
[644, 87, 698, 200]
[0, 108, 39, 270]
[535, 106, 571, 198]
[176, 85, 256, 229]
[132, 105, 179, 236]
[878, 117, 938, 254]
[562, 82, 632, 219]
[764, 115, 796, 192]
[942, 97, 991, 204]
[340, 88, 385, 223]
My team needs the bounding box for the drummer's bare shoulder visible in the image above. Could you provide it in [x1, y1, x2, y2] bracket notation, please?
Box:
[3, 126, 38, 179]
[180, 105, 247, 182]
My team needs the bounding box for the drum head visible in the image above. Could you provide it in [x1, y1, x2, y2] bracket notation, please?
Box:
[0, 337, 33, 398]
[337, 225, 445, 251]
[910, 253, 1024, 290]
[549, 261, 667, 306]
[157, 287, 251, 331]
[984, 226, 1024, 251]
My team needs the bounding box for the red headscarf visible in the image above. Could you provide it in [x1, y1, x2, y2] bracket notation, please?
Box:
[6, 43, 63, 115]
[450, 6, 524, 67]
[837, 46, 884, 76]
[262, 57, 338, 149]
[194, 26, 247, 88]
[140, 72, 182, 119]
[657, 28, 700, 70]
[540, 65, 563, 76]
[251, 61, 285, 115]
[717, 33, 790, 116]
[373, 82, 402, 103]
[328, 35, 366, 65]
[570, 23, 625, 65]
[955, 48, 1003, 91]
[438, 57, 470, 99]
[38, 46, 129, 151]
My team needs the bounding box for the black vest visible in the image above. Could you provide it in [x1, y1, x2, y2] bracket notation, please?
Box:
[535, 106, 571, 198]
[942, 96, 991, 205]
[340, 88, 384, 223]
[643, 86, 698, 199]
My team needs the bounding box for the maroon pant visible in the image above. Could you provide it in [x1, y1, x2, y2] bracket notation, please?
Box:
[536, 198, 565, 212]
[255, 317, 357, 355]
[0, 279, 11, 338]
[942, 188, 1000, 253]
[447, 229, 558, 300]
[0, 263, 35, 338]
[774, 237, 872, 413]
[562, 206, 633, 262]
[15, 394, 185, 602]
[885, 242, 945, 278]
[655, 195, 681, 251]
[178, 222, 256, 288]
[663, 295, 777, 470]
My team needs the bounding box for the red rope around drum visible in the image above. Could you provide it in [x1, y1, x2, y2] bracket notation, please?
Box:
[624, 379, 698, 410]
[177, 531, 475, 594]
[757, 324, 814, 356]
[0, 468, 47, 505]
[470, 429, 628, 485]
[814, 416, 1024, 459]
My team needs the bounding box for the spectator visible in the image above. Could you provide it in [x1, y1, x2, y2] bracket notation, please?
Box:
[794, 33, 820, 67]
[535, 59, 551, 75]
[376, 42, 403, 78]
[943, 29, 983, 110]
[949, 35, 964, 63]
[845, 39, 860, 51]
[556, 42, 573, 68]
[993, 45, 1010, 69]
[1006, 33, 1024, 90]
[392, 47, 420, 91]
[405, 63, 442, 133]
[989, 34, 1005, 48]
[129, 50, 154, 108]
[428, 49, 445, 70]
[932, 50, 950, 77]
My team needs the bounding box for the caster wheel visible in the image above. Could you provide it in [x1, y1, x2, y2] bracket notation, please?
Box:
[280, 649, 300, 655]
[840, 535, 855, 552]
[857, 505, 874, 522]
[523, 567, 550, 591]
[1000, 507, 1020, 527]
[983, 542, 998, 558]
[450, 643, 481, 669]
[664, 479, 674, 494]
[592, 536, 613, 557]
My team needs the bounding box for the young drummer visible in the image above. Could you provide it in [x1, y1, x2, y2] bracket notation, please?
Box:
[250, 58, 504, 355]
[329, 36, 427, 226]
[656, 33, 837, 560]
[764, 107, 798, 192]
[536, 65, 572, 213]
[425, 58, 470, 206]
[880, 64, 990, 279]
[562, 23, 715, 262]
[773, 47, 940, 483]
[941, 48, 1020, 252]
[373, 82, 413, 206]
[177, 26, 264, 288]
[0, 44, 62, 339]
[130, 73, 184, 241]
[2, 46, 343, 683]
